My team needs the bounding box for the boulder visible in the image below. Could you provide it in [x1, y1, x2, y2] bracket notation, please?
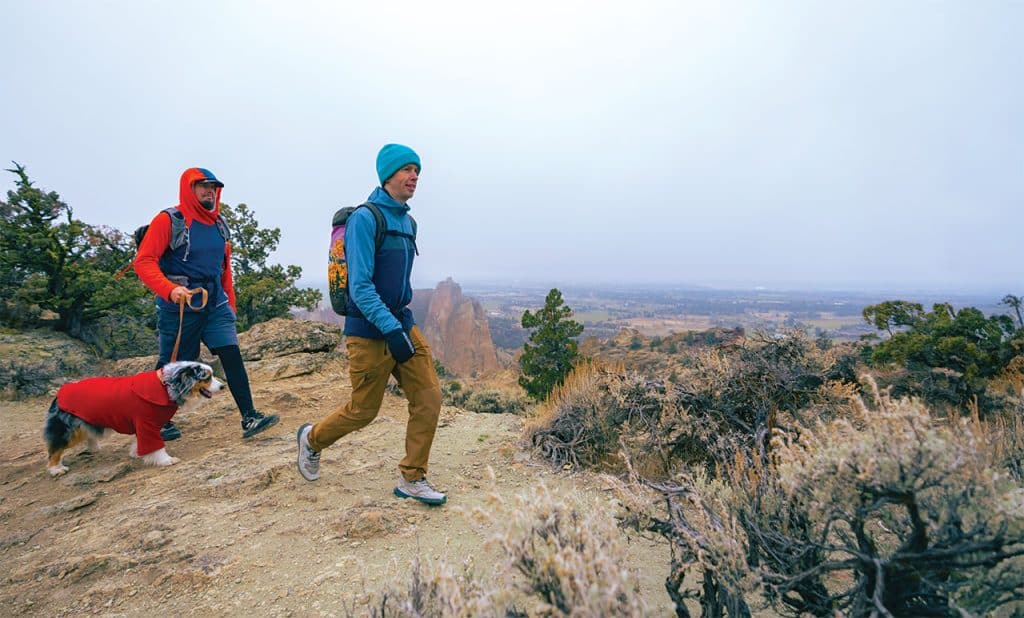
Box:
[76, 314, 156, 360]
[237, 318, 343, 361]
[0, 329, 97, 399]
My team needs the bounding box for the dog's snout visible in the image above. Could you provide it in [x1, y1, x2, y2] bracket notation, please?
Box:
[210, 378, 226, 392]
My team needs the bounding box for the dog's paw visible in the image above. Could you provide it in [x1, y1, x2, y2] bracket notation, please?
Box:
[48, 465, 68, 476]
[156, 456, 180, 467]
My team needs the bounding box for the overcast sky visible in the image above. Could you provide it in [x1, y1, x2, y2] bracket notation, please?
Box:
[3, 1, 1021, 295]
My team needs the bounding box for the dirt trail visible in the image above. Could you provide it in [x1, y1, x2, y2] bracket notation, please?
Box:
[0, 359, 673, 616]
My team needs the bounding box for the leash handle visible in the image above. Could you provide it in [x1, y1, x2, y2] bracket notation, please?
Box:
[169, 288, 209, 363]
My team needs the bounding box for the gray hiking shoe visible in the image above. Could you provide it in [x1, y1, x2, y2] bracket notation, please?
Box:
[296, 423, 320, 481]
[393, 476, 446, 505]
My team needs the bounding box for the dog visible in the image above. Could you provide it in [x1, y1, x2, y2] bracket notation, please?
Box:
[44, 361, 224, 476]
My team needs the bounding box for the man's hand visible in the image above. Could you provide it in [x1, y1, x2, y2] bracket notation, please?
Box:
[170, 286, 190, 303]
[384, 329, 416, 363]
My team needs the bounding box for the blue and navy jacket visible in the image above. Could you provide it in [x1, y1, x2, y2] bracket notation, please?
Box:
[344, 187, 417, 338]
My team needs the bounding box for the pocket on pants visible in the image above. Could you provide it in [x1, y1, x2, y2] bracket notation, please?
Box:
[347, 336, 389, 391]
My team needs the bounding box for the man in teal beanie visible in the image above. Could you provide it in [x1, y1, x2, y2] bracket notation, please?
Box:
[296, 143, 446, 506]
[376, 143, 421, 186]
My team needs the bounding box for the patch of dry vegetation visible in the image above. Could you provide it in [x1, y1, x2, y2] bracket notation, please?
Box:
[358, 481, 643, 617]
[529, 332, 858, 476]
[528, 330, 1024, 616]
[346, 327, 1024, 616]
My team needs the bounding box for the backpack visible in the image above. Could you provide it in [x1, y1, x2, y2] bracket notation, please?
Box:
[116, 208, 231, 278]
[328, 202, 417, 316]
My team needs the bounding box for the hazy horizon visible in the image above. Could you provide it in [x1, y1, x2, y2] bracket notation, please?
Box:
[3, 2, 1021, 294]
[303, 274, 1011, 306]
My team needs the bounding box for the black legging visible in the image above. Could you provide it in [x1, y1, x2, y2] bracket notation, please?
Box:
[155, 344, 255, 417]
[211, 344, 255, 417]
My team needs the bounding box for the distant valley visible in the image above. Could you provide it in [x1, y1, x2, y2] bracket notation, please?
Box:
[302, 280, 1009, 349]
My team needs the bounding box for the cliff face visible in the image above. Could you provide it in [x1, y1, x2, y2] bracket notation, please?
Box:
[412, 278, 500, 377]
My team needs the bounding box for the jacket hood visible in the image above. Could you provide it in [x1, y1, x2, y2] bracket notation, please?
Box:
[177, 167, 223, 226]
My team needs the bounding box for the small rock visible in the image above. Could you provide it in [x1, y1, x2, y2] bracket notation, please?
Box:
[40, 494, 98, 515]
[142, 530, 169, 550]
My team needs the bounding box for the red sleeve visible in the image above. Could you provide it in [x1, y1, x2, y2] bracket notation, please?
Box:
[222, 242, 237, 311]
[134, 212, 177, 301]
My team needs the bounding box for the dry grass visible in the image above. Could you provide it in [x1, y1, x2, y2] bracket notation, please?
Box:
[359, 477, 646, 617]
[614, 375, 1024, 616]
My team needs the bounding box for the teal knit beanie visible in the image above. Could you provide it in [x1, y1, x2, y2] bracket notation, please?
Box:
[376, 144, 421, 185]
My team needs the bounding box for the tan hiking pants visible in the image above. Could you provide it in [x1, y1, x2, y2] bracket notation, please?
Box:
[308, 325, 442, 482]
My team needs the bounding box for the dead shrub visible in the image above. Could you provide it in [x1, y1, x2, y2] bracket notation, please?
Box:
[359, 481, 645, 617]
[468, 481, 646, 616]
[527, 333, 859, 476]
[360, 557, 510, 618]
[617, 380, 1024, 617]
[440, 381, 527, 414]
[527, 359, 671, 472]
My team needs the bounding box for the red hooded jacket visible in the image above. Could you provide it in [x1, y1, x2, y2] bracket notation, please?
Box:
[134, 168, 236, 310]
[56, 372, 177, 456]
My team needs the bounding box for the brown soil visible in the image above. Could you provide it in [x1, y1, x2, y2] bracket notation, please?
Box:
[0, 359, 674, 616]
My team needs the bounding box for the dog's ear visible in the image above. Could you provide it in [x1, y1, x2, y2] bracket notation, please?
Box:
[183, 362, 213, 383]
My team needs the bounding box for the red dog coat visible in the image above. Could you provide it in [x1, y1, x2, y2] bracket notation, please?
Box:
[56, 372, 177, 456]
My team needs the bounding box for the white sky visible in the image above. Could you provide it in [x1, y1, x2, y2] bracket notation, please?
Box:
[3, 1, 1021, 294]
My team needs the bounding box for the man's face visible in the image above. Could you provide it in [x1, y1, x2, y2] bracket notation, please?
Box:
[193, 182, 217, 209]
[384, 164, 419, 203]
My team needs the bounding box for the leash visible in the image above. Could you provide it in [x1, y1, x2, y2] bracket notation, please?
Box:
[113, 261, 133, 279]
[169, 288, 209, 363]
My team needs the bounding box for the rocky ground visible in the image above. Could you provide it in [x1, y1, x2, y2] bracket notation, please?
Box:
[0, 329, 676, 616]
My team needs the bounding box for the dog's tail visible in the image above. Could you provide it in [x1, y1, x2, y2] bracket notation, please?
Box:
[44, 400, 102, 453]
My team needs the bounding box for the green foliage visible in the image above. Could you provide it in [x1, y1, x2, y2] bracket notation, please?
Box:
[862, 299, 1024, 410]
[518, 288, 584, 401]
[219, 202, 321, 331]
[861, 300, 925, 336]
[0, 163, 150, 338]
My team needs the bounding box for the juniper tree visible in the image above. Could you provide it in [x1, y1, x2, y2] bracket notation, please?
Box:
[863, 300, 1023, 410]
[0, 163, 146, 335]
[1002, 294, 1023, 328]
[518, 288, 584, 401]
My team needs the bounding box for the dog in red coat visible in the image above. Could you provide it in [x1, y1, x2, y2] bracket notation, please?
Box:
[43, 361, 224, 476]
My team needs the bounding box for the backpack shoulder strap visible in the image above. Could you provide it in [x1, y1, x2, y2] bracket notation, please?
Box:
[360, 202, 388, 252]
[162, 207, 188, 251]
[215, 214, 231, 242]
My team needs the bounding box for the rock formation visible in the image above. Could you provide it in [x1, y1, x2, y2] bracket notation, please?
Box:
[1, 319, 345, 399]
[412, 278, 500, 377]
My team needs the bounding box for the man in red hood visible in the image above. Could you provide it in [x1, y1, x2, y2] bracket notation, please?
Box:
[135, 167, 279, 440]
